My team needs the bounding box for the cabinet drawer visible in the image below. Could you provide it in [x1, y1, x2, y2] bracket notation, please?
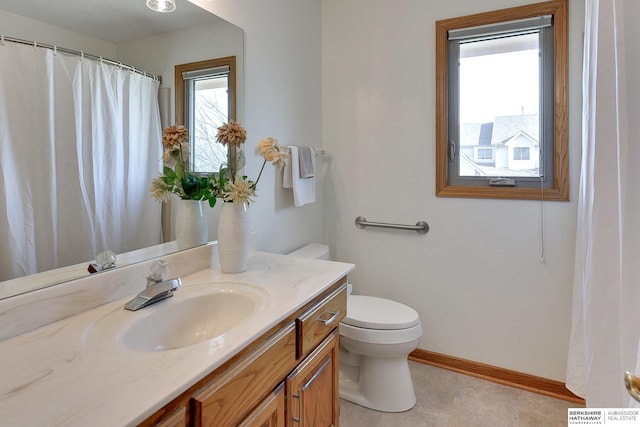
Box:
[153, 406, 186, 427]
[296, 282, 347, 358]
[192, 324, 297, 427]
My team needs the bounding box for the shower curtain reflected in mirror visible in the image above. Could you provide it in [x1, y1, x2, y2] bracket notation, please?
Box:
[0, 42, 163, 281]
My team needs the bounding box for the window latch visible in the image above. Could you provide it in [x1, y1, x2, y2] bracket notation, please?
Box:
[449, 140, 456, 161]
[489, 177, 516, 186]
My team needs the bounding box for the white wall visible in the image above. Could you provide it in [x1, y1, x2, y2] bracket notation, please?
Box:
[322, 0, 584, 381]
[189, 0, 325, 255]
[0, 9, 116, 58]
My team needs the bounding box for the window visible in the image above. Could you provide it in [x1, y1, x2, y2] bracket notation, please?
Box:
[513, 147, 530, 161]
[476, 147, 494, 161]
[175, 57, 236, 174]
[435, 0, 568, 200]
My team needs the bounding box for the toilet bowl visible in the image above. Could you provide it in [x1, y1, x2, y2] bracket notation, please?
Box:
[287, 244, 423, 412]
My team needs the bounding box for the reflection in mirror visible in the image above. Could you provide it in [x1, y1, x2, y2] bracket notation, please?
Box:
[0, 0, 243, 299]
[176, 56, 237, 174]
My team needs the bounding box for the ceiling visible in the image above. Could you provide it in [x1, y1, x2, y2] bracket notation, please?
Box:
[0, 0, 224, 43]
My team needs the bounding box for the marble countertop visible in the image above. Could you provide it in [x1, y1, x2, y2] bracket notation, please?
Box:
[0, 252, 354, 426]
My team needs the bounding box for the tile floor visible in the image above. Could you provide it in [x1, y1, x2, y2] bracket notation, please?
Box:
[339, 361, 582, 427]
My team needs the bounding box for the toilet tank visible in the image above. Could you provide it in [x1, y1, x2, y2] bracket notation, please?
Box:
[287, 243, 330, 260]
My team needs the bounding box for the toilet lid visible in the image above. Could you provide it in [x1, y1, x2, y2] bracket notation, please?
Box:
[342, 295, 420, 330]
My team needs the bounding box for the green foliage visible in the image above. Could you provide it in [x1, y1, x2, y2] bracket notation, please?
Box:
[158, 166, 218, 207]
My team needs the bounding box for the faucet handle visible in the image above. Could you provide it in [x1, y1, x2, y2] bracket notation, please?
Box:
[148, 260, 170, 283]
[87, 250, 117, 274]
[96, 250, 117, 270]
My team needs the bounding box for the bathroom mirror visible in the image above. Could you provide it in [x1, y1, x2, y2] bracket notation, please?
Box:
[0, 0, 244, 299]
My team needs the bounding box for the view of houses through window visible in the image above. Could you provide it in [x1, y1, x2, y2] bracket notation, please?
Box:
[458, 32, 541, 178]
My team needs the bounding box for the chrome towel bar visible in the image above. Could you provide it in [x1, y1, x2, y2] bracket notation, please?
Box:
[355, 216, 429, 234]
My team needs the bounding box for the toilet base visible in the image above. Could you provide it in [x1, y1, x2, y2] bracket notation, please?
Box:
[339, 354, 416, 412]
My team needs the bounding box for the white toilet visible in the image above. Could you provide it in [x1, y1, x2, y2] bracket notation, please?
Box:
[288, 243, 423, 412]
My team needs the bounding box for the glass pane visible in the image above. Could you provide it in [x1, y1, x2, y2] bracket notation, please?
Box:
[458, 33, 540, 178]
[191, 76, 229, 173]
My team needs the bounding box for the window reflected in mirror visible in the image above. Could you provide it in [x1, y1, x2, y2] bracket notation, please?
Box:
[175, 57, 236, 174]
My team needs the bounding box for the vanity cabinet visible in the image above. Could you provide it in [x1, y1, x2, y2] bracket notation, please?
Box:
[238, 383, 286, 427]
[154, 406, 187, 427]
[142, 277, 347, 427]
[192, 324, 297, 426]
[286, 331, 339, 427]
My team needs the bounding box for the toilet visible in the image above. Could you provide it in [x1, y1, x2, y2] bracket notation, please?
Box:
[287, 243, 423, 412]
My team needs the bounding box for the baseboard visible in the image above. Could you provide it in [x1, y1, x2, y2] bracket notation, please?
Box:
[409, 349, 585, 405]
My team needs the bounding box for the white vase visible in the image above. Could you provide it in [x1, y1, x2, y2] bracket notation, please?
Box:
[175, 199, 208, 250]
[217, 201, 250, 273]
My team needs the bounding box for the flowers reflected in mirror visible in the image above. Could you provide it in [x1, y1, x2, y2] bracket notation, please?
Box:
[150, 125, 219, 207]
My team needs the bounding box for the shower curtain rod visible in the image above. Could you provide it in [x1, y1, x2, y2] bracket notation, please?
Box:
[0, 35, 161, 83]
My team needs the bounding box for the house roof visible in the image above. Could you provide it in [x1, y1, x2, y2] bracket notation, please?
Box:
[491, 114, 538, 145]
[479, 123, 494, 146]
[459, 114, 539, 147]
[504, 130, 539, 147]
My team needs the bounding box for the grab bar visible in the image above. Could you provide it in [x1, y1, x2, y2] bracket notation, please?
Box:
[355, 216, 429, 234]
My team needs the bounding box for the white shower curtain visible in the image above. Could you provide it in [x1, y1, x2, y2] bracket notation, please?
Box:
[0, 42, 163, 281]
[566, 0, 640, 407]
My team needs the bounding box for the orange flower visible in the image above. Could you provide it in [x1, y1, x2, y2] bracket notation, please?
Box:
[162, 125, 189, 149]
[216, 120, 247, 146]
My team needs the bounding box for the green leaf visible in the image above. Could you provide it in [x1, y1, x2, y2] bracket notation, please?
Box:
[175, 162, 185, 180]
[163, 166, 177, 178]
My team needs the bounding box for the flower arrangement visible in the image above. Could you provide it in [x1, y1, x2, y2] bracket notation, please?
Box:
[213, 121, 287, 204]
[150, 121, 286, 206]
[149, 125, 218, 207]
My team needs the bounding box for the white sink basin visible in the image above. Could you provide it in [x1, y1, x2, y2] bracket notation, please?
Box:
[84, 282, 269, 352]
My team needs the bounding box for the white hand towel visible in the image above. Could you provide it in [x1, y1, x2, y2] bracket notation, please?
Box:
[283, 146, 316, 207]
[298, 146, 316, 178]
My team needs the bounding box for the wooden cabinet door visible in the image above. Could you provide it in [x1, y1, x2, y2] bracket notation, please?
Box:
[286, 331, 339, 427]
[238, 383, 285, 427]
[192, 325, 297, 427]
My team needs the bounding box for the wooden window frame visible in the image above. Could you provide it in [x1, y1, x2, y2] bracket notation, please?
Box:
[435, 0, 569, 201]
[174, 56, 237, 126]
[174, 56, 237, 172]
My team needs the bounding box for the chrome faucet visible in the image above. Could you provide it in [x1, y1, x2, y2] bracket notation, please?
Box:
[124, 260, 181, 311]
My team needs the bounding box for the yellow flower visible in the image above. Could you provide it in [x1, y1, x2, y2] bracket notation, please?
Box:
[216, 120, 247, 146]
[223, 177, 256, 204]
[149, 176, 172, 203]
[258, 137, 288, 169]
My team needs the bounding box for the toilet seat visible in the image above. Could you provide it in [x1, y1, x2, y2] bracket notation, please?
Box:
[342, 295, 419, 330]
[339, 322, 423, 345]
